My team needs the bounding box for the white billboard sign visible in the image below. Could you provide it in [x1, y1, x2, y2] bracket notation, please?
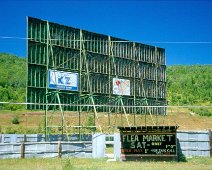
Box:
[113, 78, 130, 96]
[48, 69, 78, 91]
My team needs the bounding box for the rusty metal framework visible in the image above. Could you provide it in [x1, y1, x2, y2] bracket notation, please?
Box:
[26, 17, 166, 139]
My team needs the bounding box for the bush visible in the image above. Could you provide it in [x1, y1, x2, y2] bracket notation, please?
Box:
[11, 115, 20, 124]
[85, 115, 96, 132]
[190, 108, 212, 117]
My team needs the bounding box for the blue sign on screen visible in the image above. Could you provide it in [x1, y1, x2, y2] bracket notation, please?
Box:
[48, 69, 78, 91]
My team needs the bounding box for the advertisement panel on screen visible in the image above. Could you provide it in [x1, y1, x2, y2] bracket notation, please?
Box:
[113, 78, 130, 96]
[48, 69, 78, 91]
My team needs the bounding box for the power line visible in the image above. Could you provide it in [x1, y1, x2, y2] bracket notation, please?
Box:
[0, 36, 212, 44]
[0, 101, 212, 108]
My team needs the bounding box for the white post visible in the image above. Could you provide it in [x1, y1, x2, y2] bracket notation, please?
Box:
[92, 133, 105, 158]
[114, 133, 121, 160]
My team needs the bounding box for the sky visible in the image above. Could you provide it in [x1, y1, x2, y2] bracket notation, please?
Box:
[0, 0, 212, 65]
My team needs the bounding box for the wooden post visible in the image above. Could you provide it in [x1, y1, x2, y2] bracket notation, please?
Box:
[21, 142, 25, 159]
[24, 134, 26, 142]
[209, 130, 212, 157]
[58, 141, 61, 159]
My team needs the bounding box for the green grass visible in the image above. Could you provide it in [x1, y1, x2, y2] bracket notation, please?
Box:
[0, 157, 212, 170]
[0, 110, 25, 114]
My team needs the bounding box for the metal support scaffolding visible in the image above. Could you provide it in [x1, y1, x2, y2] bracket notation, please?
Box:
[26, 16, 166, 138]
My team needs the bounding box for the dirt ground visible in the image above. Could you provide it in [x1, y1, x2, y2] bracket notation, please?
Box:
[0, 108, 211, 133]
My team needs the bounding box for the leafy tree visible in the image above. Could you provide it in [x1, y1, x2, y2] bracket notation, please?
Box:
[166, 65, 212, 105]
[0, 53, 26, 110]
[166, 65, 212, 116]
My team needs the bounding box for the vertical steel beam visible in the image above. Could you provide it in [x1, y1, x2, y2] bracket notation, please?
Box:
[45, 21, 50, 141]
[108, 36, 111, 126]
[133, 43, 136, 126]
[155, 47, 158, 125]
[79, 30, 83, 137]
[26, 17, 29, 110]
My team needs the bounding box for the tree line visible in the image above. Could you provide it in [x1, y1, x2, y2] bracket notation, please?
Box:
[166, 65, 212, 105]
[0, 53, 26, 110]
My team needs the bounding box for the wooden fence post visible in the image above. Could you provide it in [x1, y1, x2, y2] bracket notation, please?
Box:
[21, 142, 25, 159]
[209, 130, 212, 157]
[58, 141, 61, 159]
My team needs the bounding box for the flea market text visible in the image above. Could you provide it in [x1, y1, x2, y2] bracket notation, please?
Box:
[121, 134, 177, 155]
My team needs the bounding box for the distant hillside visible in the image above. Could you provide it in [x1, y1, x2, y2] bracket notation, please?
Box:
[166, 65, 212, 105]
[166, 65, 212, 117]
[0, 53, 26, 110]
[0, 53, 211, 115]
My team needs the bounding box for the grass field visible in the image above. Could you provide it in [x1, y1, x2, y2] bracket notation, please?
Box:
[0, 157, 212, 170]
[0, 108, 211, 170]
